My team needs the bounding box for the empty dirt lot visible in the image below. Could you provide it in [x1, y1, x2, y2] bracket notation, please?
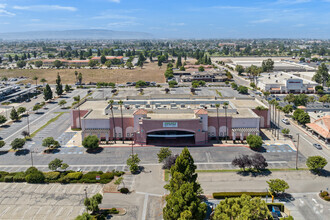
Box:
[0, 61, 166, 84]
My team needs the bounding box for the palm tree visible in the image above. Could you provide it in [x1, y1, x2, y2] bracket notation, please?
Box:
[215, 103, 220, 143]
[40, 78, 47, 86]
[118, 100, 124, 144]
[108, 100, 116, 144]
[33, 76, 38, 87]
[223, 102, 229, 143]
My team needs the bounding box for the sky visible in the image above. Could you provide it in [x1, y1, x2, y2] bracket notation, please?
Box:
[0, 0, 330, 39]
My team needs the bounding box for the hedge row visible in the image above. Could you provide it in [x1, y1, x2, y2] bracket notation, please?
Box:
[213, 192, 271, 199]
[0, 168, 125, 184]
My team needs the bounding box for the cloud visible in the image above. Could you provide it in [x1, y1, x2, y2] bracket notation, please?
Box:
[0, 4, 15, 16]
[13, 5, 77, 12]
[250, 19, 273, 23]
[108, 0, 121, 2]
[107, 21, 140, 27]
[170, 23, 185, 26]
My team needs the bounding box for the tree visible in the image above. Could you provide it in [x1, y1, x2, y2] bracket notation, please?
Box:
[126, 61, 133, 69]
[43, 84, 53, 101]
[157, 147, 172, 163]
[40, 78, 47, 86]
[17, 107, 26, 115]
[235, 65, 244, 74]
[283, 105, 293, 114]
[65, 84, 70, 92]
[313, 63, 329, 87]
[176, 55, 182, 68]
[105, 60, 112, 68]
[281, 128, 290, 135]
[78, 73, 83, 85]
[163, 148, 207, 220]
[10, 138, 25, 150]
[136, 80, 147, 88]
[237, 86, 248, 94]
[168, 81, 178, 88]
[84, 193, 103, 214]
[306, 156, 327, 172]
[297, 112, 310, 125]
[8, 55, 13, 62]
[61, 163, 69, 171]
[75, 213, 92, 220]
[246, 134, 263, 150]
[198, 66, 205, 72]
[251, 153, 268, 170]
[261, 58, 274, 72]
[21, 130, 30, 138]
[53, 60, 63, 68]
[231, 82, 238, 90]
[58, 100, 67, 108]
[213, 194, 271, 220]
[82, 135, 99, 150]
[10, 108, 19, 121]
[100, 55, 106, 64]
[162, 154, 179, 169]
[48, 158, 63, 171]
[263, 91, 271, 99]
[88, 60, 98, 67]
[267, 179, 289, 195]
[319, 94, 330, 106]
[16, 60, 26, 68]
[108, 100, 116, 143]
[0, 140, 5, 148]
[35, 61, 43, 68]
[0, 115, 7, 126]
[232, 155, 252, 171]
[294, 94, 308, 106]
[118, 100, 124, 144]
[42, 137, 59, 149]
[293, 109, 304, 121]
[56, 73, 63, 96]
[127, 154, 141, 173]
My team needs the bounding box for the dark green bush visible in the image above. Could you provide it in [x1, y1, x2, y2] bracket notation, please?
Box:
[213, 192, 270, 199]
[25, 167, 39, 175]
[324, 196, 330, 201]
[25, 171, 45, 183]
[320, 191, 329, 197]
[120, 188, 129, 194]
[13, 172, 26, 182]
[58, 177, 69, 184]
[100, 179, 111, 184]
[64, 172, 83, 180]
[4, 175, 13, 182]
[100, 172, 115, 180]
[44, 172, 60, 180]
[114, 171, 125, 177]
[109, 208, 119, 214]
[0, 171, 9, 178]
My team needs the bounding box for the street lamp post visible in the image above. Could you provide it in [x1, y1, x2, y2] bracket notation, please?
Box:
[84, 187, 88, 212]
[27, 110, 30, 135]
[296, 133, 300, 170]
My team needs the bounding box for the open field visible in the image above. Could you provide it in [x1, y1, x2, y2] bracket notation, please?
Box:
[0, 61, 166, 84]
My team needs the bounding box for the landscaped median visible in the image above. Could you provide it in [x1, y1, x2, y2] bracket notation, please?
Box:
[213, 191, 270, 199]
[30, 112, 67, 138]
[0, 167, 124, 184]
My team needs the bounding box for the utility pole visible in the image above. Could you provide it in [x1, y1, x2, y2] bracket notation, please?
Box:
[277, 108, 280, 140]
[296, 133, 300, 170]
[30, 151, 34, 167]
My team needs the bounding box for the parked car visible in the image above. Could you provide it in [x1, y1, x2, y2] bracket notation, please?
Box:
[313, 143, 322, 150]
[281, 118, 290, 124]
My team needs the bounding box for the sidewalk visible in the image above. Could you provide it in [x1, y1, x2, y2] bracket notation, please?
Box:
[261, 128, 297, 151]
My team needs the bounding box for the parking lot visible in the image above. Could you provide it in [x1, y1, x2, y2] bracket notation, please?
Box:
[0, 183, 102, 220]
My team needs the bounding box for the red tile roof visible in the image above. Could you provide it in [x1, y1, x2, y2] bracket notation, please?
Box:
[194, 109, 208, 115]
[133, 109, 148, 115]
[306, 115, 330, 138]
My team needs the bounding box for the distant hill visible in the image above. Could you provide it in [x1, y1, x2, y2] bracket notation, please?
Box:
[0, 29, 153, 40]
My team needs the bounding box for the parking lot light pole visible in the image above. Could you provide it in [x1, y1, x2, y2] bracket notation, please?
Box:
[296, 133, 300, 170]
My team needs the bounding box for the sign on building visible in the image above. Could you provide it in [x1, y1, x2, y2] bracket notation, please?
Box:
[163, 122, 178, 128]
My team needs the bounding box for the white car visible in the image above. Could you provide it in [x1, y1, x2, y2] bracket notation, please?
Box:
[281, 119, 290, 124]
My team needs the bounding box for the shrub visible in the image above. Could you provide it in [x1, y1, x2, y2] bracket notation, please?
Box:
[13, 172, 26, 182]
[320, 191, 329, 197]
[100, 172, 115, 180]
[44, 172, 60, 180]
[213, 192, 270, 199]
[64, 172, 83, 180]
[109, 208, 119, 214]
[4, 175, 13, 182]
[0, 171, 9, 178]
[100, 179, 111, 184]
[120, 188, 129, 194]
[114, 171, 124, 177]
[25, 171, 45, 183]
[58, 177, 69, 184]
[25, 167, 39, 175]
[324, 196, 330, 201]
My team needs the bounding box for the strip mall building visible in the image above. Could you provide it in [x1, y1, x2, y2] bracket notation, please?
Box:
[71, 95, 270, 145]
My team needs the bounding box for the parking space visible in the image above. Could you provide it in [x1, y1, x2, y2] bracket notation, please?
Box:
[263, 144, 295, 153]
[0, 183, 102, 220]
[54, 146, 84, 155]
[118, 174, 136, 191]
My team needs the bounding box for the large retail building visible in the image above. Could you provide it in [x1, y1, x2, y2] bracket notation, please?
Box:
[71, 95, 270, 146]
